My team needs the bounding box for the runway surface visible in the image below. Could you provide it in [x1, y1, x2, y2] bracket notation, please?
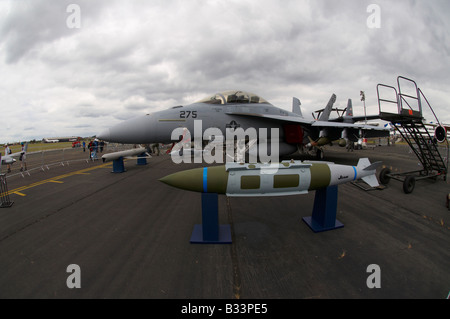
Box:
[0, 144, 449, 299]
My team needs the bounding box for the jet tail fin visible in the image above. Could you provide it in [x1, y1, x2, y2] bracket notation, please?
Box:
[292, 97, 302, 117]
[318, 94, 336, 121]
[346, 99, 353, 117]
[342, 99, 354, 124]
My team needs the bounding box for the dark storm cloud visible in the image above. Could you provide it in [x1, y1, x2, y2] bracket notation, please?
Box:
[0, 0, 449, 142]
[0, 1, 68, 63]
[0, 0, 110, 64]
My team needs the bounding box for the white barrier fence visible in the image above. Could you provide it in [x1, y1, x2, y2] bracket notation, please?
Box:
[3, 143, 136, 180]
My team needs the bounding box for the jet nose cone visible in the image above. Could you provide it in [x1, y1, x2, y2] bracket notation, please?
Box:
[98, 115, 157, 144]
[97, 128, 111, 141]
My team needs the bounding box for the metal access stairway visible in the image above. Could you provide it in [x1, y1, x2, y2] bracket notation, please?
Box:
[399, 121, 446, 174]
[376, 76, 448, 193]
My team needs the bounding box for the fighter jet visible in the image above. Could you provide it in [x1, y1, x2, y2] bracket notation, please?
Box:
[98, 90, 389, 161]
[306, 98, 389, 151]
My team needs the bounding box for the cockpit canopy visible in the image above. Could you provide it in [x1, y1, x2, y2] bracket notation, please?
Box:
[196, 90, 271, 105]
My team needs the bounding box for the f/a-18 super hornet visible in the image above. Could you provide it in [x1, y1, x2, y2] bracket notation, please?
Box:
[98, 90, 389, 161]
[306, 97, 390, 152]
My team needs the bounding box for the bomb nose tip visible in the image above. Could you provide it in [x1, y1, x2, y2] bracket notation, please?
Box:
[158, 173, 188, 190]
[158, 176, 171, 185]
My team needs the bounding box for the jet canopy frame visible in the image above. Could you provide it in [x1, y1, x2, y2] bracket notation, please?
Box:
[196, 90, 272, 105]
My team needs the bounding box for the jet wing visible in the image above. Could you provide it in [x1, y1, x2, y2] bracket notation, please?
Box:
[224, 111, 314, 125]
[311, 121, 389, 131]
[327, 114, 382, 123]
[224, 111, 389, 131]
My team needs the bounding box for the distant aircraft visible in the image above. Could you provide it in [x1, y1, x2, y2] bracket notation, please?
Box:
[98, 90, 389, 161]
[323, 98, 383, 124]
[306, 98, 389, 150]
[43, 138, 59, 143]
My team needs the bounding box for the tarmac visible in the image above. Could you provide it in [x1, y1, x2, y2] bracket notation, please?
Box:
[0, 144, 449, 299]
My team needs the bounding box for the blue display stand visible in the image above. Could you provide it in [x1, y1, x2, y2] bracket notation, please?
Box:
[112, 157, 126, 173]
[190, 193, 232, 244]
[136, 153, 147, 166]
[302, 185, 344, 232]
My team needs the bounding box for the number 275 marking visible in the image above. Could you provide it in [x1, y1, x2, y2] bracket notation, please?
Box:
[180, 111, 197, 118]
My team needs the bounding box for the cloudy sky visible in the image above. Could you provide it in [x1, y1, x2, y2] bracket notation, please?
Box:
[0, 0, 449, 143]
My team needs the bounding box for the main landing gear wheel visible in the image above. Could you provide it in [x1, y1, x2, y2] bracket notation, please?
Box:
[403, 176, 415, 194]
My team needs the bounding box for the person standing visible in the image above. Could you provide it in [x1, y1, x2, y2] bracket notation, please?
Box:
[88, 140, 93, 159]
[19, 142, 27, 172]
[151, 143, 160, 156]
[91, 139, 99, 160]
[4, 144, 11, 173]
